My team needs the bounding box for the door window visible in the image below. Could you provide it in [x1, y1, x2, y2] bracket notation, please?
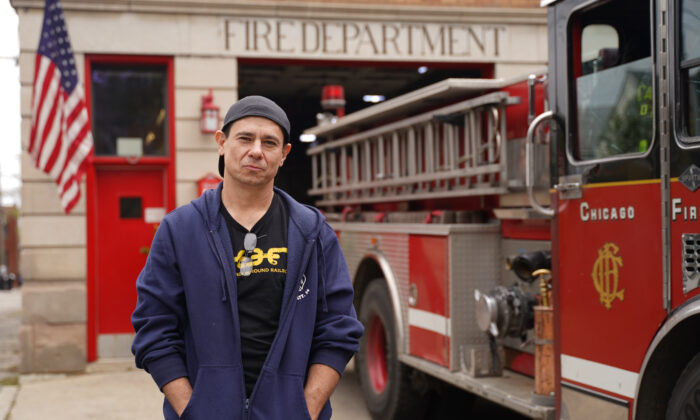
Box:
[119, 197, 142, 219]
[569, 0, 653, 162]
[678, 0, 700, 140]
[90, 64, 169, 157]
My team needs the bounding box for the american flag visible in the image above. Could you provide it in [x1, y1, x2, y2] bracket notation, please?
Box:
[29, 0, 93, 213]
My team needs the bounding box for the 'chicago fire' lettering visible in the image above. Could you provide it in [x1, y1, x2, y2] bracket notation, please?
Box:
[580, 202, 635, 222]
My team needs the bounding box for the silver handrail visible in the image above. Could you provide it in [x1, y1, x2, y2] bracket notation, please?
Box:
[526, 110, 555, 217]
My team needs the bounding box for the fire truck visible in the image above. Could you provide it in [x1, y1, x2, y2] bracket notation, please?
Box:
[302, 0, 699, 419]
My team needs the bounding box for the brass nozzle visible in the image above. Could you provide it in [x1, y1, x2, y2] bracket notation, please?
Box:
[532, 268, 552, 307]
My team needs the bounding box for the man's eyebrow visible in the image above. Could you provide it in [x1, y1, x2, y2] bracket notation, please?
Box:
[233, 131, 281, 142]
[233, 130, 255, 137]
[262, 134, 281, 142]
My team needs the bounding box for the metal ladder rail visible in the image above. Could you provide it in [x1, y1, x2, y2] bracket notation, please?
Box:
[312, 119, 503, 202]
[311, 98, 507, 204]
[309, 91, 514, 205]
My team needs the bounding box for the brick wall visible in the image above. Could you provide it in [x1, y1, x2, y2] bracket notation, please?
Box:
[2, 206, 19, 278]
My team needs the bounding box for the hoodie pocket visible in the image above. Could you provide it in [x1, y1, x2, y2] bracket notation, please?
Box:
[295, 375, 313, 420]
[248, 371, 312, 420]
[179, 365, 242, 420]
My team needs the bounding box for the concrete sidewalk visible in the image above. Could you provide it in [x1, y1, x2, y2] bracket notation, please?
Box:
[3, 359, 163, 420]
[0, 358, 370, 420]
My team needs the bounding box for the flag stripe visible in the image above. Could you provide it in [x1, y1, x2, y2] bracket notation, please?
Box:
[60, 179, 79, 212]
[36, 79, 61, 171]
[59, 129, 91, 193]
[38, 90, 63, 172]
[34, 66, 61, 164]
[31, 0, 93, 213]
[48, 116, 67, 179]
[28, 55, 48, 156]
[30, 59, 57, 162]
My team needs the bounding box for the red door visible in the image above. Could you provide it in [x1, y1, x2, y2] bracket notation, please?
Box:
[85, 55, 175, 361]
[94, 168, 166, 352]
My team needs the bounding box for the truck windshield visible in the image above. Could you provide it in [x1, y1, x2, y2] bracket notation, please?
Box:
[576, 57, 653, 160]
[569, 0, 652, 162]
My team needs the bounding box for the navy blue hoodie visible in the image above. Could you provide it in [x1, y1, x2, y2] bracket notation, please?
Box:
[131, 184, 363, 420]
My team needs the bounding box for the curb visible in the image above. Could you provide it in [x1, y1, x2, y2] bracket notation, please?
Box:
[0, 385, 19, 420]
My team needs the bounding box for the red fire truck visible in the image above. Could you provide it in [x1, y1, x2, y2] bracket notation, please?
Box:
[303, 0, 699, 419]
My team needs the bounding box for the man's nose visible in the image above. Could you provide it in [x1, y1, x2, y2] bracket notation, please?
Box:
[249, 139, 263, 157]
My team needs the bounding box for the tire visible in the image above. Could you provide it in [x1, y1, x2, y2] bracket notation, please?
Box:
[357, 280, 426, 420]
[667, 352, 700, 420]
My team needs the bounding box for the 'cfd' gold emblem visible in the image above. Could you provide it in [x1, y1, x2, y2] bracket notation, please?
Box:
[592, 242, 625, 310]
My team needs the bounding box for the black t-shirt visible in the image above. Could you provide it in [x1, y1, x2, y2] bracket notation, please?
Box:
[220, 192, 288, 397]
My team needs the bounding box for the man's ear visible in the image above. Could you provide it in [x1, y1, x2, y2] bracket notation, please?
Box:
[280, 143, 292, 166]
[215, 130, 227, 155]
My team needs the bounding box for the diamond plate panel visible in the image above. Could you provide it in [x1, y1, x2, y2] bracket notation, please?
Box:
[449, 223, 501, 371]
[339, 230, 411, 353]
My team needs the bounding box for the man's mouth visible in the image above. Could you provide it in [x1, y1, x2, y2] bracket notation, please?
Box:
[243, 164, 263, 171]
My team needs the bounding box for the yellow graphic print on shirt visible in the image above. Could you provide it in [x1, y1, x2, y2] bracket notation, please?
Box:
[234, 247, 288, 276]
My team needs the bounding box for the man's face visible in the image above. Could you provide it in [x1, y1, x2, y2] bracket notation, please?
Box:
[216, 116, 291, 188]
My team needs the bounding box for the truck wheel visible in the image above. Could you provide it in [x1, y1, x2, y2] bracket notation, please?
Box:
[667, 352, 700, 420]
[357, 280, 426, 420]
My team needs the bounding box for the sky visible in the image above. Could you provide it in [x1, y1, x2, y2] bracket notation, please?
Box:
[0, 0, 20, 207]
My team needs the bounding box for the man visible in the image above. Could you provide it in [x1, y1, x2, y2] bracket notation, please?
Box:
[132, 96, 363, 420]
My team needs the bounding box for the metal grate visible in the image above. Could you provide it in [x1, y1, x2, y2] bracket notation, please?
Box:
[682, 234, 700, 294]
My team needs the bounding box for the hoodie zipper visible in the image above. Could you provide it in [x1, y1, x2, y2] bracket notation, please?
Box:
[209, 229, 250, 420]
[245, 238, 316, 415]
[200, 190, 324, 417]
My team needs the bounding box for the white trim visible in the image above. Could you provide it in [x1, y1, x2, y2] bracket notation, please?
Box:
[329, 221, 500, 236]
[561, 354, 638, 399]
[408, 308, 450, 337]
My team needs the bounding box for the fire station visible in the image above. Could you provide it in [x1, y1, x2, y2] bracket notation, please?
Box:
[11, 0, 546, 371]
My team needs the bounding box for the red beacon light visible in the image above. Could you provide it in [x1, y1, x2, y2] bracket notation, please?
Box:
[321, 84, 346, 118]
[200, 88, 219, 134]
